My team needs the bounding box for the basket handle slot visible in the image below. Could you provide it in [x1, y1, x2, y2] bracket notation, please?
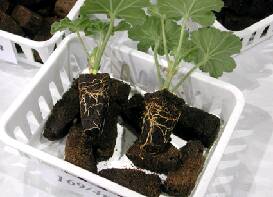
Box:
[38, 96, 51, 120]
[260, 25, 270, 38]
[26, 111, 40, 135]
[13, 123, 31, 144]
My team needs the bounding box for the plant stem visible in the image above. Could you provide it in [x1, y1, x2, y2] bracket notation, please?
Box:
[162, 61, 174, 89]
[161, 16, 170, 63]
[154, 41, 164, 87]
[76, 31, 90, 58]
[172, 59, 207, 92]
[91, 16, 115, 74]
[162, 22, 186, 90]
[174, 22, 186, 65]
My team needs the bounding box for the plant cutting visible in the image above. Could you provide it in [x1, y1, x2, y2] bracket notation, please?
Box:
[125, 0, 242, 195]
[41, 0, 242, 196]
[45, 0, 149, 160]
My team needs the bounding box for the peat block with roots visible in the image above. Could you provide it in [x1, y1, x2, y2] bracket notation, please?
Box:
[78, 73, 110, 140]
[94, 78, 130, 161]
[139, 89, 185, 154]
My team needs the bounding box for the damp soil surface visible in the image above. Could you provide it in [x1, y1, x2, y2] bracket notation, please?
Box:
[0, 0, 77, 41]
[43, 76, 222, 196]
[216, 0, 273, 31]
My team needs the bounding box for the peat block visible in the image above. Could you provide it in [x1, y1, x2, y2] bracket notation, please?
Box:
[139, 89, 185, 153]
[78, 73, 110, 139]
[173, 105, 220, 148]
[43, 78, 80, 141]
[65, 124, 97, 173]
[99, 168, 161, 197]
[127, 142, 182, 174]
[164, 141, 205, 196]
[0, 9, 24, 36]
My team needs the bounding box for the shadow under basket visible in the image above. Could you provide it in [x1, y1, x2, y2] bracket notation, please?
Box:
[0, 34, 245, 197]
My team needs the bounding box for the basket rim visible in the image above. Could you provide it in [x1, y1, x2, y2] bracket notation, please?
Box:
[214, 14, 273, 38]
[0, 33, 245, 197]
[0, 0, 85, 48]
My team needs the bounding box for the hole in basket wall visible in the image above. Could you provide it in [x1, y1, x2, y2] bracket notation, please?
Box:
[32, 49, 43, 64]
[260, 25, 270, 38]
[14, 126, 29, 144]
[38, 96, 50, 120]
[26, 111, 40, 135]
[70, 55, 82, 78]
[60, 67, 71, 92]
[49, 82, 61, 104]
[15, 44, 23, 54]
[248, 32, 256, 45]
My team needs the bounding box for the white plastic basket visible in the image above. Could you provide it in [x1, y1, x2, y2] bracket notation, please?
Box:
[0, 34, 244, 197]
[214, 14, 273, 52]
[0, 0, 85, 65]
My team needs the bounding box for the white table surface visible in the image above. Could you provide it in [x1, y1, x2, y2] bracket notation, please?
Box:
[0, 37, 273, 197]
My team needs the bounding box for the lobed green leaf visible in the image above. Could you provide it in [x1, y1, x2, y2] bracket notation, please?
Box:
[158, 0, 224, 26]
[80, 0, 150, 25]
[191, 28, 242, 78]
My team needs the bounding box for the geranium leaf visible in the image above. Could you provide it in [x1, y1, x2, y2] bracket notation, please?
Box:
[158, 0, 223, 26]
[80, 0, 150, 25]
[191, 28, 242, 77]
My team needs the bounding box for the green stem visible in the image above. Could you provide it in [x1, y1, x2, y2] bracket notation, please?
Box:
[161, 16, 170, 63]
[172, 59, 207, 92]
[76, 31, 89, 58]
[91, 16, 115, 74]
[154, 41, 164, 87]
[162, 22, 186, 90]
[174, 22, 186, 66]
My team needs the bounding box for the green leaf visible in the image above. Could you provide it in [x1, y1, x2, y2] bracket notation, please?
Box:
[51, 16, 109, 37]
[51, 17, 78, 33]
[191, 28, 242, 78]
[158, 0, 224, 26]
[114, 21, 131, 32]
[128, 16, 161, 53]
[80, 0, 150, 25]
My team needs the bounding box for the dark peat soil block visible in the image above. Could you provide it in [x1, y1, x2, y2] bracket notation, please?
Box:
[0, 0, 77, 42]
[12, 5, 43, 35]
[216, 0, 273, 31]
[33, 16, 59, 41]
[78, 73, 110, 139]
[173, 105, 220, 148]
[164, 141, 205, 197]
[20, 0, 55, 12]
[139, 89, 185, 154]
[119, 93, 145, 137]
[94, 102, 119, 161]
[94, 78, 131, 161]
[0, 0, 11, 13]
[65, 124, 97, 173]
[109, 78, 131, 107]
[55, 0, 77, 18]
[99, 169, 161, 197]
[127, 142, 182, 174]
[43, 78, 80, 141]
[0, 9, 24, 36]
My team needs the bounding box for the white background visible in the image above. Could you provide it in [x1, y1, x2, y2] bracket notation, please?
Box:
[0, 37, 273, 196]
